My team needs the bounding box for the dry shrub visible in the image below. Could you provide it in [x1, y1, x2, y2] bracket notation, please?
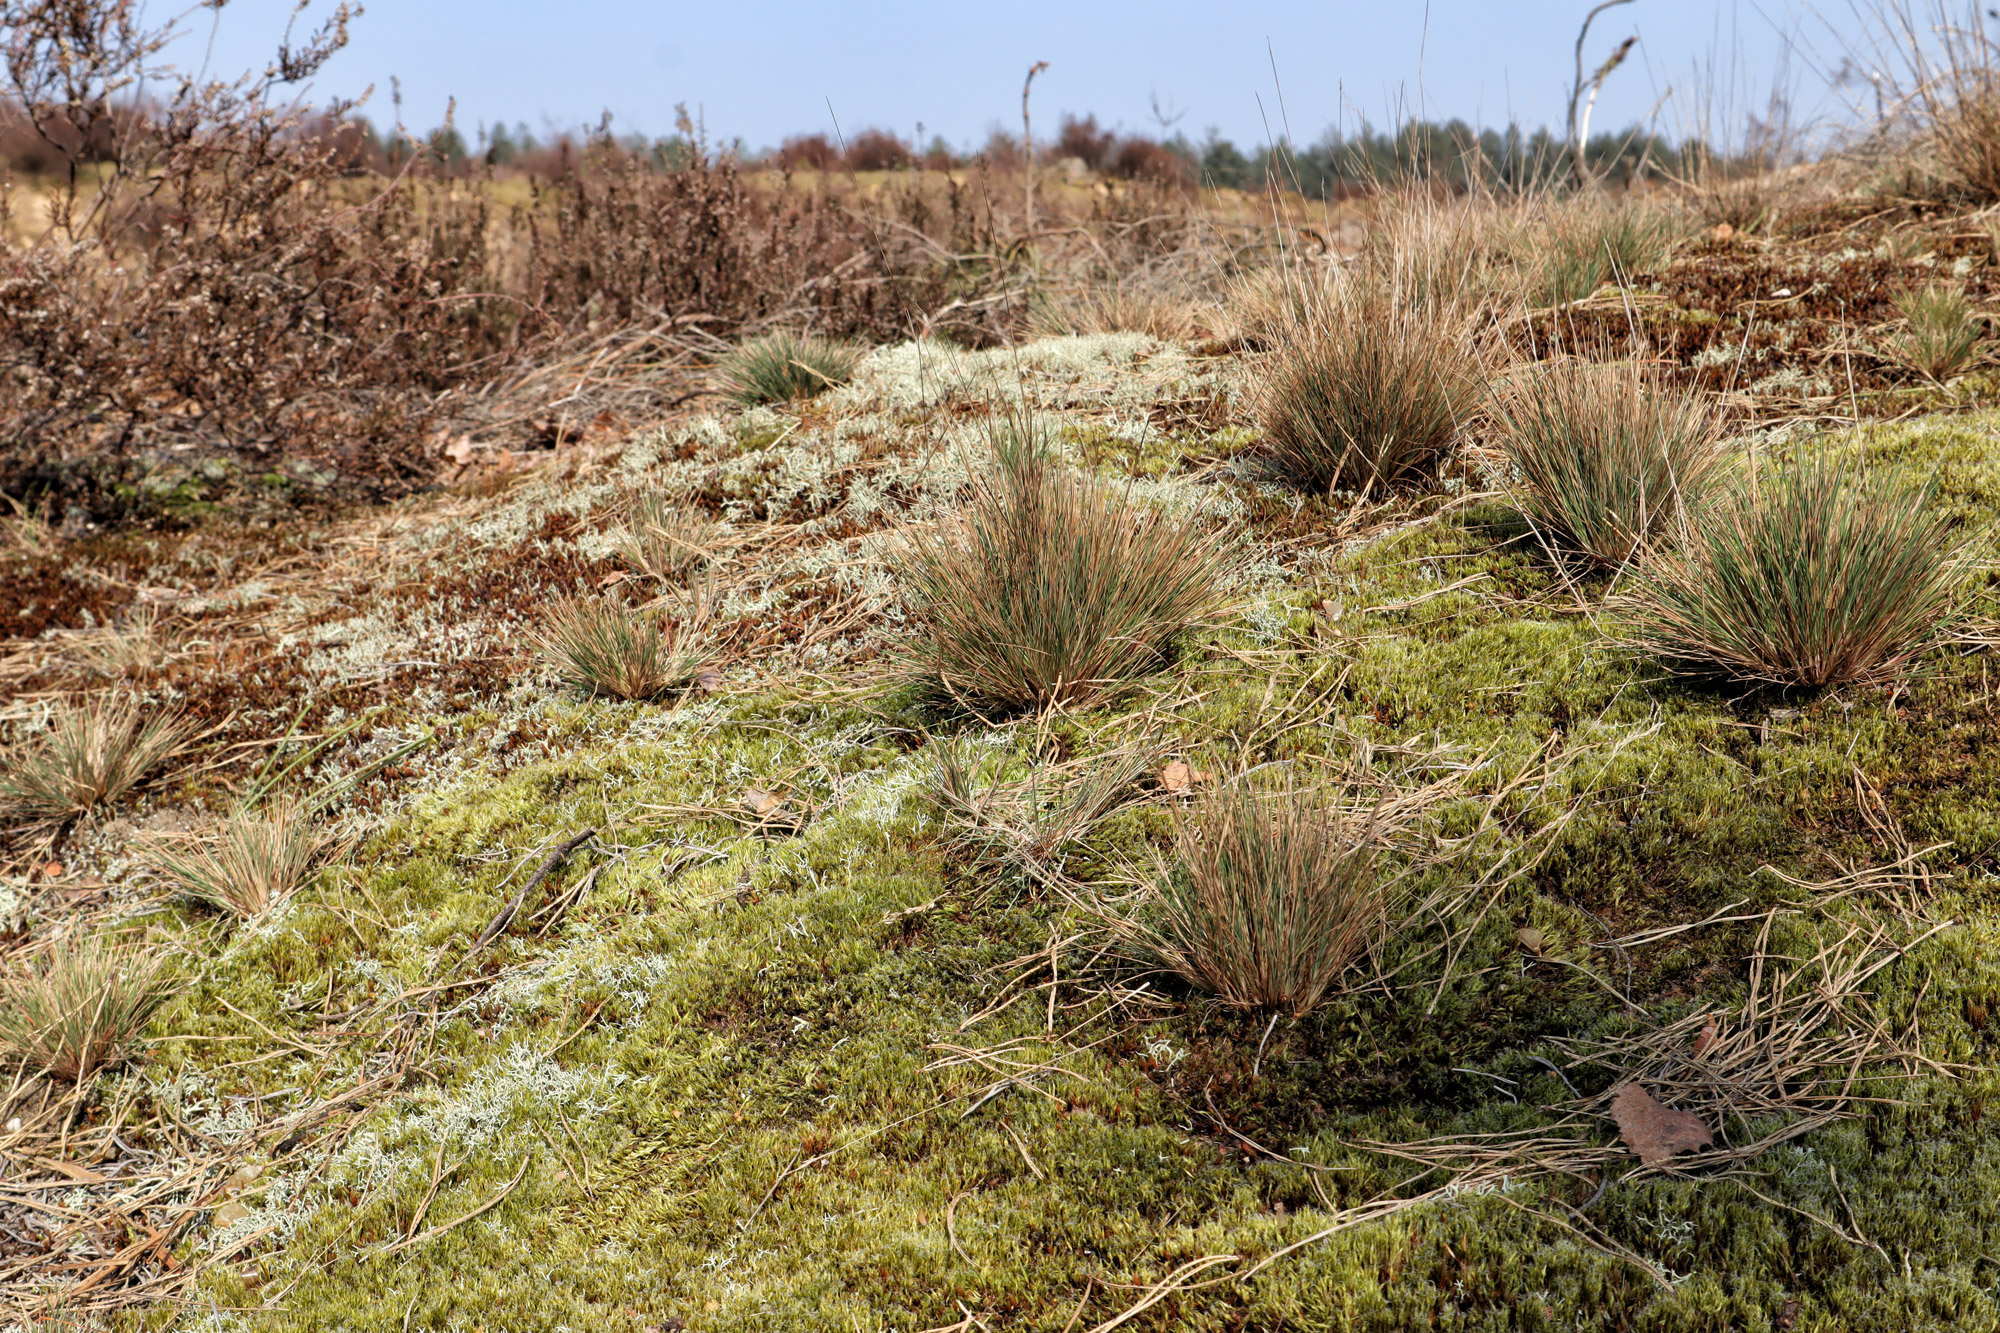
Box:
[896, 412, 1231, 712]
[1130, 773, 1387, 1016]
[1491, 358, 1726, 568]
[0, 693, 190, 819]
[1259, 279, 1481, 495]
[145, 800, 328, 920]
[536, 592, 710, 701]
[0, 934, 178, 1082]
[0, 3, 1018, 509]
[1622, 449, 1968, 686]
[1887, 281, 1986, 381]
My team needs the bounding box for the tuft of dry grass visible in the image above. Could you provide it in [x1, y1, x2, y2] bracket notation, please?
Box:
[719, 332, 864, 405]
[0, 694, 191, 820]
[1028, 279, 1203, 342]
[0, 935, 180, 1083]
[1621, 448, 1969, 687]
[896, 411, 1231, 712]
[1525, 202, 1683, 306]
[617, 494, 726, 583]
[1886, 281, 1986, 382]
[1125, 773, 1387, 1016]
[144, 799, 329, 921]
[1490, 358, 1727, 568]
[1258, 280, 1481, 495]
[536, 593, 711, 701]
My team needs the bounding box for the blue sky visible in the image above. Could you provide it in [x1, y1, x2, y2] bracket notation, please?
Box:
[167, 1, 1862, 153]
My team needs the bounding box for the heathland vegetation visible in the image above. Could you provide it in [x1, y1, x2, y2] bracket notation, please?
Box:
[11, 1, 2000, 1330]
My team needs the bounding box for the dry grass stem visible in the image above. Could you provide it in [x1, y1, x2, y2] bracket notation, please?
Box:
[617, 493, 728, 583]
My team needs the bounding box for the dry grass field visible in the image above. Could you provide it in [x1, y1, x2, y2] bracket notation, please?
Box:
[14, 4, 2000, 1331]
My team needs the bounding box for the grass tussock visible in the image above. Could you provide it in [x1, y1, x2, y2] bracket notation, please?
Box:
[1028, 279, 1203, 343]
[896, 413, 1230, 711]
[536, 593, 711, 701]
[1491, 358, 1727, 568]
[1622, 449, 1968, 686]
[719, 332, 863, 405]
[0, 695, 191, 820]
[1258, 281, 1481, 495]
[1124, 772, 1387, 1016]
[617, 493, 726, 583]
[1887, 281, 1986, 382]
[0, 936, 179, 1082]
[1527, 202, 1682, 306]
[145, 800, 329, 921]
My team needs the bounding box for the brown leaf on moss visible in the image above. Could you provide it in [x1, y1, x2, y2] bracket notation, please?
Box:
[1609, 1082, 1714, 1167]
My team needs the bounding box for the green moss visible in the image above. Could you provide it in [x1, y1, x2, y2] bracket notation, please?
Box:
[103, 369, 2000, 1330]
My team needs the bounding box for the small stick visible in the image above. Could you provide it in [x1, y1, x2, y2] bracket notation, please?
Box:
[468, 829, 596, 955]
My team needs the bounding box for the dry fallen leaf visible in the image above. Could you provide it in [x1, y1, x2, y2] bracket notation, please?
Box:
[743, 789, 785, 818]
[212, 1200, 251, 1229]
[1159, 761, 1213, 794]
[693, 666, 724, 694]
[1690, 1017, 1718, 1059]
[1609, 1082, 1714, 1168]
[39, 861, 63, 879]
[1514, 926, 1545, 956]
[598, 570, 630, 589]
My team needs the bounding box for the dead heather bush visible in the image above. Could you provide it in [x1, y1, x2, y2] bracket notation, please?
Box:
[1887, 281, 1986, 382]
[1491, 358, 1727, 568]
[1259, 281, 1482, 495]
[537, 592, 711, 701]
[0, 935, 179, 1082]
[0, 694, 191, 820]
[1622, 449, 1968, 687]
[145, 800, 328, 921]
[1128, 773, 1388, 1016]
[618, 493, 726, 582]
[719, 332, 864, 405]
[896, 412, 1231, 712]
[0, 3, 1023, 508]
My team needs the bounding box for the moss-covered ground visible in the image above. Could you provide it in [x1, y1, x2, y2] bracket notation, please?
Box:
[11, 332, 2000, 1332]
